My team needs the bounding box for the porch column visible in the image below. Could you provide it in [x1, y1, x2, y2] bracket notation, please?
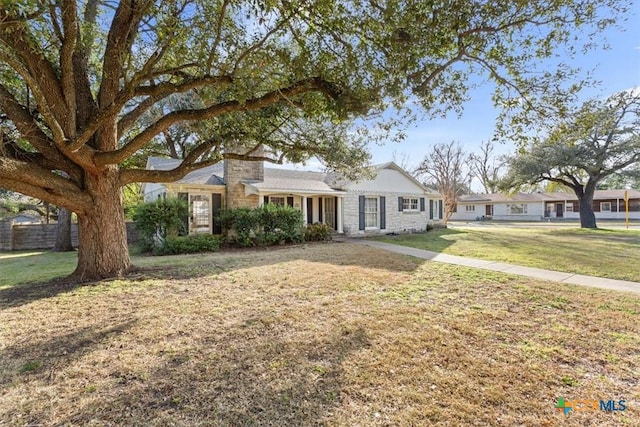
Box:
[258, 194, 264, 207]
[302, 196, 308, 225]
[337, 196, 344, 233]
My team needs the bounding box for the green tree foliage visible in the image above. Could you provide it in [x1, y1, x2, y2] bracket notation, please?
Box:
[0, 0, 628, 279]
[502, 91, 640, 228]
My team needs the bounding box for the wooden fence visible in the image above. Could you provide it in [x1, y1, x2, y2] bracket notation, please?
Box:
[0, 219, 138, 251]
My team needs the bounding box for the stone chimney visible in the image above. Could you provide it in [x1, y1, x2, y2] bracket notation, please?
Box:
[224, 145, 264, 208]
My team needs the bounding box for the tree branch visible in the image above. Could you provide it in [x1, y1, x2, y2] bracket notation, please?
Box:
[98, 0, 149, 108]
[0, 158, 91, 213]
[97, 77, 341, 166]
[60, 0, 78, 135]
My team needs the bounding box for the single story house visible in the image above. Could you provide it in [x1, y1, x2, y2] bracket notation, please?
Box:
[143, 156, 444, 236]
[450, 190, 640, 221]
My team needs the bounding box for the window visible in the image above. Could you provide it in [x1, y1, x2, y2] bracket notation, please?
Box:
[465, 205, 475, 212]
[269, 196, 285, 206]
[600, 202, 611, 212]
[365, 197, 378, 228]
[402, 197, 419, 211]
[509, 203, 528, 214]
[566, 204, 573, 212]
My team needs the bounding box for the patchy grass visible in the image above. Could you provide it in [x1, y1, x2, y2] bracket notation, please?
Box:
[0, 251, 79, 289]
[1, 243, 638, 426]
[376, 226, 640, 281]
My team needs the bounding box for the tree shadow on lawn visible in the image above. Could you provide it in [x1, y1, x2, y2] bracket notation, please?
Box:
[0, 241, 421, 309]
[16, 314, 370, 426]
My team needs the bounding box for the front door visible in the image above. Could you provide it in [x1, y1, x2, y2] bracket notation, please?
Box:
[189, 194, 210, 234]
[324, 197, 336, 230]
[485, 204, 493, 217]
[556, 203, 564, 218]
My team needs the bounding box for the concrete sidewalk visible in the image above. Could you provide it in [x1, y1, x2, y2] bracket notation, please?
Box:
[351, 239, 640, 295]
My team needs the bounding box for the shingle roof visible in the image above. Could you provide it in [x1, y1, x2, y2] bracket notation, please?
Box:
[145, 157, 337, 191]
[146, 157, 225, 185]
[247, 168, 340, 194]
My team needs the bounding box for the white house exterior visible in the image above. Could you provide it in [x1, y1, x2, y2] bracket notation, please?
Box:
[142, 158, 444, 236]
[450, 190, 640, 222]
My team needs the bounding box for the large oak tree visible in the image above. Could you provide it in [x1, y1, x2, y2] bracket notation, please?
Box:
[0, 0, 627, 280]
[502, 90, 640, 228]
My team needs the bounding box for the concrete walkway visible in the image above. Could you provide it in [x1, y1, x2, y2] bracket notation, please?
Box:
[351, 239, 640, 295]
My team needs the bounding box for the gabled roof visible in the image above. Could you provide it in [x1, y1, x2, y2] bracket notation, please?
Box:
[325, 162, 440, 195]
[144, 157, 443, 197]
[145, 157, 225, 186]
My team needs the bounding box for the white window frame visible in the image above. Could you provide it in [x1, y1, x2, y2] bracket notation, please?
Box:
[364, 197, 378, 229]
[403, 197, 419, 212]
[465, 205, 475, 212]
[509, 203, 528, 215]
[566, 204, 573, 212]
[600, 202, 611, 212]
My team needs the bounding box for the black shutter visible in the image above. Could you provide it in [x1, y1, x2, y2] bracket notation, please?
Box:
[358, 195, 365, 230]
[287, 196, 294, 207]
[306, 197, 313, 224]
[264, 195, 269, 205]
[398, 196, 403, 212]
[380, 196, 386, 230]
[439, 200, 444, 219]
[318, 198, 323, 223]
[334, 197, 338, 230]
[429, 200, 434, 220]
[420, 197, 425, 212]
[178, 192, 189, 235]
[212, 193, 222, 234]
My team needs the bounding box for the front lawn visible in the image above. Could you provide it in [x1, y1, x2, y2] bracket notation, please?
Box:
[1, 243, 638, 426]
[375, 226, 640, 281]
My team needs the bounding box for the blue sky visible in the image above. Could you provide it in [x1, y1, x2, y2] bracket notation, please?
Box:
[374, 7, 640, 169]
[281, 5, 640, 186]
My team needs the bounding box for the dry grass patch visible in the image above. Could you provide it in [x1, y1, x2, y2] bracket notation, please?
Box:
[1, 243, 638, 426]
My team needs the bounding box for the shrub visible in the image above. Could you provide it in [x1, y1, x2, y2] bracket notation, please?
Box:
[153, 234, 222, 255]
[304, 222, 332, 241]
[218, 204, 304, 247]
[133, 197, 188, 252]
[217, 207, 260, 247]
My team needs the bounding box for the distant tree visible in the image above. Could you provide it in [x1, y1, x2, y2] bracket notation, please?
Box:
[391, 150, 415, 172]
[415, 141, 472, 223]
[597, 164, 640, 190]
[53, 207, 73, 252]
[502, 91, 640, 228]
[469, 140, 504, 193]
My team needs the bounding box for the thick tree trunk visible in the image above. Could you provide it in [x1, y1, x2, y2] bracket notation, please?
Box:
[53, 207, 74, 252]
[71, 167, 131, 281]
[577, 184, 597, 229]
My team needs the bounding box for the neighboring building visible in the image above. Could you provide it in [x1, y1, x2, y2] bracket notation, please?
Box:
[142, 157, 444, 236]
[450, 190, 640, 221]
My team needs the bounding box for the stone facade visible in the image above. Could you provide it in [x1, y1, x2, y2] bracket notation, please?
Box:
[224, 147, 263, 208]
[342, 190, 431, 236]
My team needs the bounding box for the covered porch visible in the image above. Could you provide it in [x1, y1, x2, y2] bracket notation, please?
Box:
[243, 182, 345, 233]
